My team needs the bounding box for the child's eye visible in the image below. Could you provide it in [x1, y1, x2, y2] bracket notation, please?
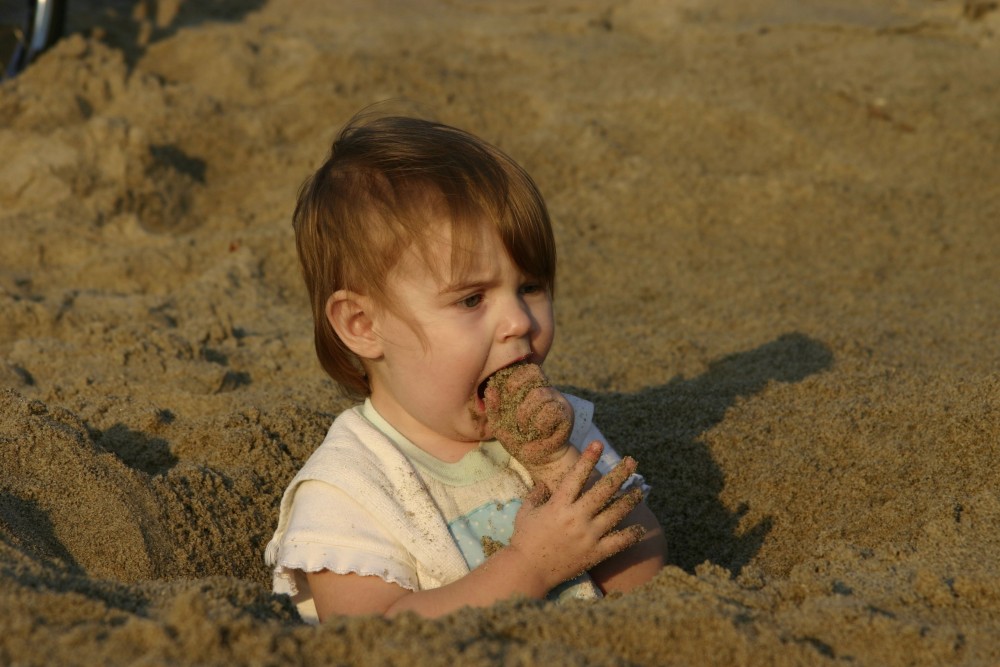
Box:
[520, 283, 544, 296]
[459, 294, 483, 309]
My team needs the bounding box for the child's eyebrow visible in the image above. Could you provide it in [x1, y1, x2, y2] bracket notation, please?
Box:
[437, 276, 493, 296]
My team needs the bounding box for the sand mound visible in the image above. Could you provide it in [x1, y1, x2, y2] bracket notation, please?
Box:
[2, 0, 999, 664]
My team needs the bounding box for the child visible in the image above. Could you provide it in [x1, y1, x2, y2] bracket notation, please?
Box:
[266, 114, 667, 622]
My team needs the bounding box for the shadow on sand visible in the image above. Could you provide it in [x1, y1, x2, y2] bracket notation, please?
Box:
[565, 332, 833, 574]
[65, 0, 268, 68]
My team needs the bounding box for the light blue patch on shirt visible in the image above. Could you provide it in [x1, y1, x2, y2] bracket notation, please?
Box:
[449, 498, 522, 569]
[447, 498, 601, 602]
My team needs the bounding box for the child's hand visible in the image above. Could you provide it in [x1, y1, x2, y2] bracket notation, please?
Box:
[484, 363, 574, 467]
[505, 441, 646, 594]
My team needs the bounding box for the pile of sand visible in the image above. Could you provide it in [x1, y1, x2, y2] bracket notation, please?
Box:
[2, 0, 998, 664]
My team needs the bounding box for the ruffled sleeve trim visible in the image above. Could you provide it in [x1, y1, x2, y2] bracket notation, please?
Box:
[272, 541, 419, 597]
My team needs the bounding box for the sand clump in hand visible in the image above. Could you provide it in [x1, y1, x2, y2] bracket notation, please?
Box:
[485, 363, 573, 463]
[485, 363, 563, 440]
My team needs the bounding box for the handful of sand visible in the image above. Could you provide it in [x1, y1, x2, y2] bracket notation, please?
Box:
[484, 363, 573, 465]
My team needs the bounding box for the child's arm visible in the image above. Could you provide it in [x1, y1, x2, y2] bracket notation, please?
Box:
[511, 438, 668, 594]
[484, 378, 667, 593]
[587, 499, 667, 593]
[306, 442, 643, 620]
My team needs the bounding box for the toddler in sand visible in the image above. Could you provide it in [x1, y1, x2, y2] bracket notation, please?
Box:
[266, 114, 666, 622]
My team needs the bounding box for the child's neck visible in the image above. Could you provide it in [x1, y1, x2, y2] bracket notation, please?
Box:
[365, 397, 480, 464]
[409, 435, 479, 464]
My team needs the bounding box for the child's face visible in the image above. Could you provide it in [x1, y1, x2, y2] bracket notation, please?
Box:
[367, 219, 555, 459]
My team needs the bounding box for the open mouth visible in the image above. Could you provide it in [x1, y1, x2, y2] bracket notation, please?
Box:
[476, 358, 531, 404]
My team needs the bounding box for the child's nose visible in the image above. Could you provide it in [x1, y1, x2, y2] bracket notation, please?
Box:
[497, 296, 534, 340]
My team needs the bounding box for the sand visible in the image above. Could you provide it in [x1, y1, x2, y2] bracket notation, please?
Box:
[1, 0, 998, 664]
[485, 363, 573, 463]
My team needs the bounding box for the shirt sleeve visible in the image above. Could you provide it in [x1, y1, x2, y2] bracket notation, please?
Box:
[276, 479, 420, 592]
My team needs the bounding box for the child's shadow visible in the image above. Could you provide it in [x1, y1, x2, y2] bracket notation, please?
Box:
[565, 333, 833, 574]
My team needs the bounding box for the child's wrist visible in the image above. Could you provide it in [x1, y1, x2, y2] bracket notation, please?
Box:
[523, 444, 578, 487]
[489, 542, 555, 598]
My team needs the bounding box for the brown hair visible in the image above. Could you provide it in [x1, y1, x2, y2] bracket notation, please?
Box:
[293, 114, 557, 397]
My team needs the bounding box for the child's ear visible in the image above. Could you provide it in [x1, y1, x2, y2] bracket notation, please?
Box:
[326, 290, 382, 360]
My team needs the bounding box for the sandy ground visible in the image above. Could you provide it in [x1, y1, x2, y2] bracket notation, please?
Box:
[2, 0, 999, 664]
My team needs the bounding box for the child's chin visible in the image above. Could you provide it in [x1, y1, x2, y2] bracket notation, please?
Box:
[475, 416, 494, 441]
